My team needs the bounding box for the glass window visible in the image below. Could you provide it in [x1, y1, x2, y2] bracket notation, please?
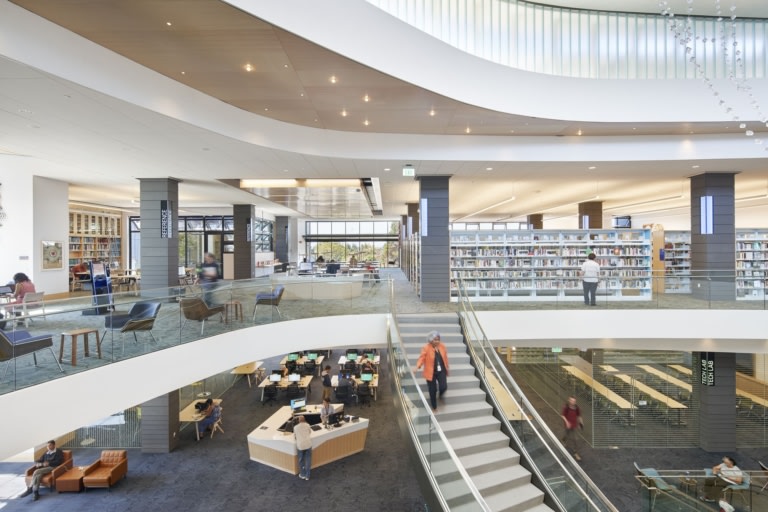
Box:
[316, 222, 332, 235]
[186, 219, 204, 231]
[223, 218, 234, 231]
[130, 219, 141, 231]
[346, 222, 360, 235]
[360, 222, 373, 234]
[332, 222, 346, 235]
[205, 218, 223, 231]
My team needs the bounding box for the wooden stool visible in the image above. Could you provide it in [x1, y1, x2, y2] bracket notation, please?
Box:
[224, 301, 243, 323]
[59, 328, 101, 366]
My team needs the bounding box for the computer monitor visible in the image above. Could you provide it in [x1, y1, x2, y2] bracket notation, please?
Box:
[307, 352, 318, 360]
[361, 372, 374, 382]
[346, 352, 357, 360]
[288, 353, 299, 361]
[290, 397, 306, 411]
[288, 373, 301, 382]
[269, 374, 281, 382]
[0, 285, 12, 295]
[90, 262, 106, 277]
[178, 266, 186, 276]
[366, 352, 375, 360]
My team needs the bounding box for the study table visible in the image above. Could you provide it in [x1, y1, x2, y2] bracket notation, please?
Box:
[231, 361, 263, 388]
[636, 364, 692, 392]
[279, 354, 326, 375]
[562, 365, 634, 410]
[611, 374, 687, 409]
[257, 374, 313, 401]
[337, 354, 380, 370]
[179, 398, 223, 441]
[331, 373, 379, 401]
[668, 364, 693, 376]
[247, 405, 368, 475]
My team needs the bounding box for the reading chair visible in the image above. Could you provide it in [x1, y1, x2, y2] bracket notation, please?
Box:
[180, 297, 225, 335]
[0, 329, 64, 381]
[252, 285, 285, 321]
[24, 450, 73, 493]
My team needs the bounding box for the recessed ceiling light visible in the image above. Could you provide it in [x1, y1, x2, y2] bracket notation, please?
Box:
[363, 94, 370, 102]
[180, 71, 186, 75]
[692, 165, 700, 168]
[17, 108, 32, 114]
[485, 167, 493, 171]
[264, 107, 269, 111]
[465, 127, 471, 134]
[330, 75, 337, 84]
[384, 168, 390, 172]
[429, 108, 435, 116]
[577, 129, 583, 136]
[341, 108, 348, 117]
[244, 63, 254, 72]
[283, 64, 288, 68]
[588, 166, 596, 170]
[364, 119, 370, 126]
[166, 21, 172, 26]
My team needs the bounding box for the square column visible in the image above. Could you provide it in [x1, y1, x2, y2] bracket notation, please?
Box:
[689, 173, 735, 301]
[139, 178, 180, 291]
[578, 201, 603, 229]
[418, 176, 450, 302]
[233, 204, 256, 280]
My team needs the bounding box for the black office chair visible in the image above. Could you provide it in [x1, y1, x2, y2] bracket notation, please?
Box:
[344, 360, 357, 374]
[335, 384, 352, 405]
[286, 382, 303, 401]
[357, 382, 373, 407]
[285, 360, 297, 374]
[303, 360, 316, 376]
[262, 384, 278, 406]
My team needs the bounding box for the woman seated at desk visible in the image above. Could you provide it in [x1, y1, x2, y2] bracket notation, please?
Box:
[8, 272, 35, 306]
[195, 398, 221, 438]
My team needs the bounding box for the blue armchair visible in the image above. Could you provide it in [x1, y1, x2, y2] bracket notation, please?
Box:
[0, 329, 64, 380]
[103, 302, 162, 353]
[252, 285, 285, 321]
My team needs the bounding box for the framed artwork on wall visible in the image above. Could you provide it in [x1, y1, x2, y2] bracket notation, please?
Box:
[42, 240, 63, 270]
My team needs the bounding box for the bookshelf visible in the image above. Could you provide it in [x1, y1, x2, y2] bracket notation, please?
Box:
[450, 228, 652, 302]
[736, 229, 768, 300]
[662, 231, 691, 294]
[68, 210, 122, 269]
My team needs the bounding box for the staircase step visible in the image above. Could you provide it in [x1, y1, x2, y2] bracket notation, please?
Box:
[418, 385, 486, 405]
[460, 447, 520, 474]
[434, 400, 493, 421]
[482, 483, 547, 512]
[449, 430, 510, 456]
[471, 465, 533, 496]
[438, 415, 500, 438]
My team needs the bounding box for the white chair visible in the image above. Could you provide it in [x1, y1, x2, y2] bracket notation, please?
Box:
[21, 292, 46, 327]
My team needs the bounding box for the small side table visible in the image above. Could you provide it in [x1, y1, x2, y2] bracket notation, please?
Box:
[56, 467, 84, 493]
[59, 328, 101, 366]
[223, 301, 243, 324]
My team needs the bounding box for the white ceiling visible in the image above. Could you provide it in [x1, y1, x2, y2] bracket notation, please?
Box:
[1, 0, 768, 224]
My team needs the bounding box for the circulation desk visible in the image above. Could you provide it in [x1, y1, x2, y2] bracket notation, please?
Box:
[247, 405, 368, 475]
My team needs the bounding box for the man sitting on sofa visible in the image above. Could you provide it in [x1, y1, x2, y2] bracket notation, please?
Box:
[20, 440, 64, 501]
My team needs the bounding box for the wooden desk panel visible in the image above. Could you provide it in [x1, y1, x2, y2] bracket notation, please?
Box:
[636, 365, 692, 392]
[613, 374, 687, 409]
[668, 364, 693, 376]
[562, 365, 634, 409]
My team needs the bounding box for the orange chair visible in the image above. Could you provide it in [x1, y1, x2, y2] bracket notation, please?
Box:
[82, 450, 128, 491]
[24, 450, 73, 493]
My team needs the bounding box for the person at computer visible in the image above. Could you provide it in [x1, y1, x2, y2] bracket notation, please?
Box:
[20, 440, 64, 501]
[325, 259, 340, 275]
[195, 398, 221, 439]
[196, 252, 219, 305]
[700, 456, 743, 502]
[416, 330, 450, 413]
[315, 255, 325, 264]
[320, 397, 334, 426]
[9, 272, 36, 306]
[349, 255, 358, 268]
[294, 415, 312, 481]
[360, 355, 374, 374]
[321, 365, 333, 401]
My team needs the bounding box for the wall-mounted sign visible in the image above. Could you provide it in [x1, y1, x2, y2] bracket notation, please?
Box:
[700, 352, 715, 386]
[246, 218, 252, 242]
[160, 200, 173, 238]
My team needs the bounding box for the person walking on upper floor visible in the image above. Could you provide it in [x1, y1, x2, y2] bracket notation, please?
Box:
[294, 415, 312, 480]
[196, 252, 220, 305]
[416, 330, 449, 413]
[321, 365, 333, 401]
[20, 440, 64, 501]
[580, 252, 600, 306]
[561, 395, 584, 461]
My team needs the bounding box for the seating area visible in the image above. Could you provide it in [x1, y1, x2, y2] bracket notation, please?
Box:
[0, 329, 64, 380]
[102, 302, 161, 353]
[252, 285, 284, 321]
[24, 450, 73, 494]
[180, 297, 225, 335]
[82, 450, 128, 491]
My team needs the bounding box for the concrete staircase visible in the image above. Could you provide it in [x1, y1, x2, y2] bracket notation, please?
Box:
[398, 312, 555, 512]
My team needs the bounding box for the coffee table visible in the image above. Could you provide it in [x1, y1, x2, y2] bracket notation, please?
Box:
[56, 467, 84, 493]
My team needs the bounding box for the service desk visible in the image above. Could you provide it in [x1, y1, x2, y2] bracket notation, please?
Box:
[270, 275, 364, 300]
[247, 405, 368, 475]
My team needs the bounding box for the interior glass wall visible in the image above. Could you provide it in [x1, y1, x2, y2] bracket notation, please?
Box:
[304, 220, 400, 266]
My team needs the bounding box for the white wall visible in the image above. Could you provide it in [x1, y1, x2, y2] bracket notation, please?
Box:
[33, 176, 69, 294]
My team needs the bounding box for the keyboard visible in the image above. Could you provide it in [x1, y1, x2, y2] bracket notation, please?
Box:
[310, 425, 322, 431]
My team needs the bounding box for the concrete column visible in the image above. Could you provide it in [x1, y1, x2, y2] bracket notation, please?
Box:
[141, 391, 180, 453]
[689, 173, 736, 301]
[578, 201, 603, 229]
[418, 176, 450, 302]
[233, 204, 256, 279]
[694, 352, 736, 451]
[527, 214, 543, 229]
[139, 178, 180, 292]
